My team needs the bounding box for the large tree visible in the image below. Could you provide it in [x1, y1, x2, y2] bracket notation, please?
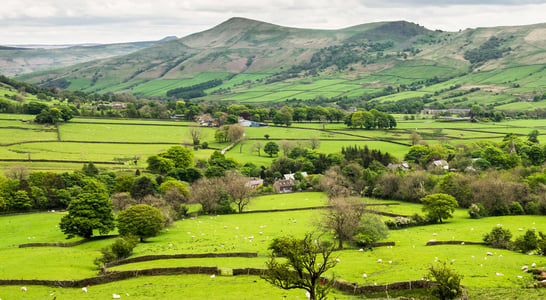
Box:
[262, 234, 338, 300]
[222, 171, 255, 213]
[264, 141, 279, 157]
[322, 197, 365, 249]
[117, 204, 165, 242]
[59, 192, 115, 238]
[420, 193, 458, 224]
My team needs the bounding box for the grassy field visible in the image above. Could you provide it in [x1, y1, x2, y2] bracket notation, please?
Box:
[0, 192, 545, 299]
[1, 114, 545, 172]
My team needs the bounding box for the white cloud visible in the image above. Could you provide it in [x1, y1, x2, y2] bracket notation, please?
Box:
[0, 0, 545, 44]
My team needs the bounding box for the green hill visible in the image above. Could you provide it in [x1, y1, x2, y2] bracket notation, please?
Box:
[14, 18, 546, 111]
[0, 37, 176, 77]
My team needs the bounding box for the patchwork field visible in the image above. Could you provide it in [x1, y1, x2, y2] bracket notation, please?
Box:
[1, 114, 545, 172]
[0, 192, 545, 299]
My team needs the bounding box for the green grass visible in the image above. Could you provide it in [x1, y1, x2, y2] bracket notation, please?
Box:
[1, 193, 546, 298]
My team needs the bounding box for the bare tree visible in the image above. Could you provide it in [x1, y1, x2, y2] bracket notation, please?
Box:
[279, 140, 295, 156]
[222, 171, 255, 213]
[189, 177, 221, 214]
[188, 126, 206, 145]
[227, 124, 245, 142]
[322, 197, 365, 249]
[319, 166, 351, 199]
[250, 141, 263, 156]
[309, 136, 321, 150]
[5, 165, 29, 181]
[111, 192, 136, 212]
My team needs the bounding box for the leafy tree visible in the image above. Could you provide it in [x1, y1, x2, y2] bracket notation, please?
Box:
[528, 129, 539, 144]
[146, 155, 175, 174]
[420, 193, 458, 224]
[262, 234, 338, 300]
[117, 204, 165, 242]
[130, 176, 157, 200]
[158, 145, 193, 169]
[483, 226, 512, 249]
[427, 261, 464, 300]
[94, 235, 139, 268]
[59, 192, 115, 238]
[264, 141, 280, 157]
[10, 190, 32, 211]
[82, 162, 99, 177]
[227, 124, 245, 142]
[353, 213, 389, 249]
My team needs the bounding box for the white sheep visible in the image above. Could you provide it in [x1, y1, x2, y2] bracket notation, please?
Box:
[335, 258, 340, 262]
[211, 274, 215, 278]
[358, 248, 364, 252]
[389, 261, 392, 264]
[377, 259, 382, 263]
[21, 287, 27, 292]
[82, 287, 87, 293]
[113, 294, 121, 299]
[495, 272, 504, 276]
[363, 273, 367, 278]
[461, 242, 465, 245]
[305, 291, 310, 299]
[486, 252, 493, 256]
[532, 262, 537, 268]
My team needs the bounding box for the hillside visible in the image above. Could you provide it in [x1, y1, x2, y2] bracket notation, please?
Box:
[14, 18, 546, 111]
[0, 37, 176, 77]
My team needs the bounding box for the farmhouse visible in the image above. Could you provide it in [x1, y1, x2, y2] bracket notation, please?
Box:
[273, 179, 296, 193]
[239, 118, 268, 127]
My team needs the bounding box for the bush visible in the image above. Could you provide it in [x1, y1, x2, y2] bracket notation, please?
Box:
[468, 203, 487, 219]
[509, 201, 525, 215]
[513, 229, 538, 253]
[427, 261, 463, 300]
[537, 232, 546, 256]
[483, 226, 512, 249]
[525, 201, 540, 215]
[94, 235, 138, 268]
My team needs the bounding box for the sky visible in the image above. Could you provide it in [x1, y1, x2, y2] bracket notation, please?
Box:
[2, 0, 546, 45]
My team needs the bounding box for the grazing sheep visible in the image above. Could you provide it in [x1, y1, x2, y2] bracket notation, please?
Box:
[335, 258, 340, 262]
[518, 275, 523, 279]
[292, 220, 297, 223]
[363, 274, 367, 278]
[306, 291, 310, 299]
[377, 259, 382, 263]
[495, 272, 504, 276]
[359, 248, 364, 252]
[432, 233, 437, 236]
[389, 261, 392, 264]
[113, 294, 121, 299]
[519, 228, 523, 231]
[486, 252, 493, 256]
[21, 287, 27, 292]
[532, 263, 537, 268]
[461, 242, 465, 245]
[82, 287, 87, 293]
[211, 274, 215, 278]
[522, 265, 528, 271]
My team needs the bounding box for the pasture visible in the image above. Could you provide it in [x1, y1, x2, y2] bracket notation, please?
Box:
[1, 192, 546, 299]
[1, 113, 545, 172]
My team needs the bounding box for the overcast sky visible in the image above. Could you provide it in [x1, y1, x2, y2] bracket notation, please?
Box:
[2, 0, 546, 45]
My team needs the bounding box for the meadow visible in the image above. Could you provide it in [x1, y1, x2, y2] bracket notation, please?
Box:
[1, 192, 545, 299]
[1, 113, 545, 172]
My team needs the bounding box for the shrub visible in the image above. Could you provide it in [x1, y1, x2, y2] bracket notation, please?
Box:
[427, 261, 463, 300]
[468, 203, 487, 219]
[509, 202, 525, 215]
[525, 201, 540, 215]
[537, 232, 546, 256]
[513, 229, 538, 253]
[483, 226, 512, 249]
[94, 235, 138, 268]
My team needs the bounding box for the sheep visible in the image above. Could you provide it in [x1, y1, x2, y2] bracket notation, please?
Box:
[519, 228, 523, 231]
[358, 248, 364, 252]
[211, 274, 215, 278]
[335, 258, 340, 262]
[461, 242, 465, 245]
[486, 252, 493, 256]
[495, 272, 504, 276]
[363, 273, 367, 278]
[432, 233, 437, 236]
[21, 287, 27, 292]
[306, 291, 311, 299]
[522, 266, 529, 272]
[532, 262, 537, 268]
[388, 261, 392, 264]
[82, 287, 87, 293]
[113, 294, 121, 299]
[292, 220, 297, 223]
[517, 275, 523, 279]
[377, 259, 382, 263]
